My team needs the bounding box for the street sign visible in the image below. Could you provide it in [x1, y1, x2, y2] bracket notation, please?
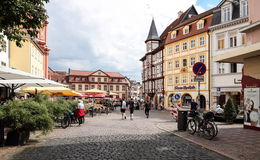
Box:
[174, 94, 181, 100]
[195, 76, 204, 82]
[193, 62, 206, 76]
[217, 88, 221, 92]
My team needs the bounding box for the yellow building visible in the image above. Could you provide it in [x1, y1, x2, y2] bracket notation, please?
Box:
[163, 6, 213, 110]
[9, 39, 45, 78]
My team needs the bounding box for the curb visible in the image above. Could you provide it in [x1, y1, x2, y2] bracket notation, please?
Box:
[154, 123, 236, 160]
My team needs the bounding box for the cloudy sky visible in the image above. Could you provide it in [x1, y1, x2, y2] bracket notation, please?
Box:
[46, 0, 221, 81]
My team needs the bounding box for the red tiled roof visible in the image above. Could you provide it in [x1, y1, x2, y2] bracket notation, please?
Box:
[165, 9, 214, 45]
[69, 69, 125, 78]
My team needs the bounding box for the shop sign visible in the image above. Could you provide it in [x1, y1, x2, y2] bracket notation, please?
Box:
[175, 85, 195, 90]
[244, 88, 260, 128]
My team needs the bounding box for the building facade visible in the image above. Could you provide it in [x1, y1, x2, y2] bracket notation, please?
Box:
[9, 22, 50, 78]
[164, 6, 213, 110]
[210, 0, 249, 108]
[67, 69, 129, 99]
[128, 80, 142, 100]
[214, 0, 260, 130]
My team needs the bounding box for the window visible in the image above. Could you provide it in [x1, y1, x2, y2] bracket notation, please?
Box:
[98, 85, 101, 90]
[92, 77, 95, 82]
[182, 42, 187, 50]
[104, 78, 107, 82]
[91, 85, 95, 89]
[223, 6, 231, 22]
[85, 85, 89, 90]
[199, 37, 205, 46]
[183, 26, 189, 34]
[242, 34, 246, 45]
[197, 20, 204, 30]
[230, 63, 237, 73]
[71, 85, 75, 90]
[190, 57, 195, 66]
[1, 62, 6, 66]
[190, 40, 195, 48]
[229, 36, 237, 48]
[168, 77, 173, 85]
[191, 75, 195, 83]
[78, 85, 82, 90]
[175, 45, 180, 52]
[168, 62, 173, 69]
[168, 46, 173, 54]
[82, 78, 85, 81]
[104, 85, 107, 91]
[218, 39, 225, 50]
[75, 77, 80, 81]
[175, 76, 179, 84]
[122, 86, 126, 91]
[175, 60, 179, 68]
[98, 78, 101, 82]
[182, 59, 187, 67]
[171, 32, 176, 39]
[116, 85, 120, 91]
[110, 85, 113, 91]
[241, 0, 248, 17]
[182, 75, 187, 83]
[218, 63, 225, 74]
[199, 55, 205, 63]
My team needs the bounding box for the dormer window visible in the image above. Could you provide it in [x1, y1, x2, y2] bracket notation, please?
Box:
[197, 20, 204, 30]
[171, 31, 177, 39]
[240, 0, 248, 17]
[222, 5, 231, 22]
[183, 26, 189, 35]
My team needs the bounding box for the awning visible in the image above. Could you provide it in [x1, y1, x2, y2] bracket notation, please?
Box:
[213, 42, 260, 63]
[0, 66, 42, 80]
[85, 89, 106, 94]
[0, 79, 65, 89]
[20, 87, 83, 96]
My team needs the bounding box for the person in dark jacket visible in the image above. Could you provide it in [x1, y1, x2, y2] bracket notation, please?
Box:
[129, 99, 135, 120]
[144, 100, 151, 118]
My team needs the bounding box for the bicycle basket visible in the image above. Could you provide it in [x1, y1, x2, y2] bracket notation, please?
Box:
[203, 112, 214, 120]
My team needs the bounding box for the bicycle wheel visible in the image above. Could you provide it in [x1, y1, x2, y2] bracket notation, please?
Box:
[187, 119, 197, 135]
[203, 122, 215, 140]
[61, 118, 69, 129]
[211, 121, 218, 137]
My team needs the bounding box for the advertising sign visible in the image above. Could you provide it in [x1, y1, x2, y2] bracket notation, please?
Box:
[244, 88, 260, 128]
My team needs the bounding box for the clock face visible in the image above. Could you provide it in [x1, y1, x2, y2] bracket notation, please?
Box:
[250, 111, 259, 122]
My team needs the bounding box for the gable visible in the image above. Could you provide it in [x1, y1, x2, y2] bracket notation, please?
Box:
[90, 70, 109, 77]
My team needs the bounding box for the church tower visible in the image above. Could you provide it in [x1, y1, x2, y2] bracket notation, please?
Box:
[145, 19, 160, 53]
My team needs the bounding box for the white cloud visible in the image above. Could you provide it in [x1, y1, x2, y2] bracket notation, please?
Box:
[46, 0, 205, 81]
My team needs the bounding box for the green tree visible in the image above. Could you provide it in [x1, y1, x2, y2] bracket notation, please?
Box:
[0, 0, 49, 47]
[224, 98, 237, 121]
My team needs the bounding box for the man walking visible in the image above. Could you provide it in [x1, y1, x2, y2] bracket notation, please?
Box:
[144, 100, 151, 118]
[129, 98, 135, 120]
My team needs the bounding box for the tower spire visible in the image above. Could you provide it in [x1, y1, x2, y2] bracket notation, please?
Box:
[145, 19, 160, 43]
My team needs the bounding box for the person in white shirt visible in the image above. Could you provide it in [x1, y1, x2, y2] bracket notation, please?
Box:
[121, 99, 127, 120]
[215, 105, 224, 114]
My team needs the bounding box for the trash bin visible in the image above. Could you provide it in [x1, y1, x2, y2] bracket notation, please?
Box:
[178, 110, 188, 131]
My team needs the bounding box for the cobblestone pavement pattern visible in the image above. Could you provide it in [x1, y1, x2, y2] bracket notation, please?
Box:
[10, 110, 230, 160]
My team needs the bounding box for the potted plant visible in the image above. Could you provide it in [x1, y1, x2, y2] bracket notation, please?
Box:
[0, 99, 53, 146]
[224, 98, 237, 123]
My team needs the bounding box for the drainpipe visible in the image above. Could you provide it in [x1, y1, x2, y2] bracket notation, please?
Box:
[207, 31, 211, 110]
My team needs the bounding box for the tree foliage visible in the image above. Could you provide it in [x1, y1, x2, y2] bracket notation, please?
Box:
[224, 98, 237, 121]
[0, 0, 49, 47]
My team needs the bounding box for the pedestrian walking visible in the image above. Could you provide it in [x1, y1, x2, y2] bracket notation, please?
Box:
[77, 100, 85, 125]
[121, 99, 127, 120]
[129, 98, 135, 120]
[144, 100, 151, 118]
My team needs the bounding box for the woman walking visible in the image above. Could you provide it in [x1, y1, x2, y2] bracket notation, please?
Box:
[129, 99, 135, 120]
[144, 100, 151, 118]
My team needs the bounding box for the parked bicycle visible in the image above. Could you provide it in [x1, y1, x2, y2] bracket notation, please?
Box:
[187, 110, 218, 140]
[61, 110, 79, 129]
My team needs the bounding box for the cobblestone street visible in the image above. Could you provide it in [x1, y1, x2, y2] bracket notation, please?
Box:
[9, 110, 229, 160]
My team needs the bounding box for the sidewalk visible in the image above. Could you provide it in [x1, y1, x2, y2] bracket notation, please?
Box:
[157, 119, 260, 160]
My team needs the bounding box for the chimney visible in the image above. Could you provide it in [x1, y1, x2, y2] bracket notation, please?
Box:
[178, 11, 183, 18]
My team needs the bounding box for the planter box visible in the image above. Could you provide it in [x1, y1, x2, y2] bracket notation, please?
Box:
[6, 130, 30, 146]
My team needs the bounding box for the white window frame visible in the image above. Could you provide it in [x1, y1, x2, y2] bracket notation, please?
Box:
[222, 5, 232, 22]
[190, 39, 195, 48]
[182, 42, 187, 50]
[175, 60, 179, 68]
[175, 76, 179, 84]
[175, 44, 180, 52]
[199, 37, 205, 46]
[183, 26, 189, 34]
[182, 75, 187, 83]
[199, 55, 205, 63]
[190, 75, 195, 83]
[229, 36, 237, 48]
[240, 0, 248, 17]
[190, 57, 195, 66]
[171, 31, 176, 39]
[168, 46, 173, 54]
